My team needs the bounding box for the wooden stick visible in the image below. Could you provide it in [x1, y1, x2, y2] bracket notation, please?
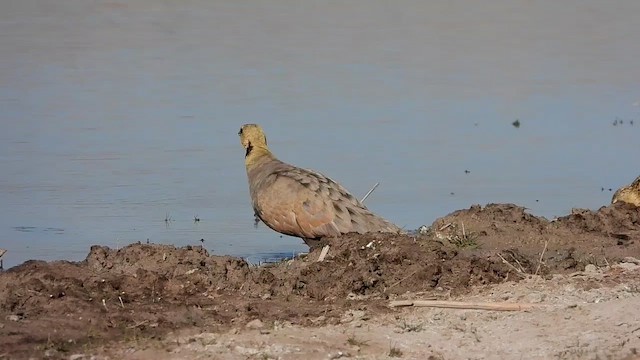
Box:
[317, 245, 330, 262]
[534, 240, 549, 275]
[438, 223, 452, 231]
[360, 182, 380, 203]
[0, 248, 6, 258]
[389, 300, 538, 311]
[497, 253, 526, 278]
[510, 254, 525, 273]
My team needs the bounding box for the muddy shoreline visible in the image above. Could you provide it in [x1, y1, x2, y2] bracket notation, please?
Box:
[1, 203, 639, 359]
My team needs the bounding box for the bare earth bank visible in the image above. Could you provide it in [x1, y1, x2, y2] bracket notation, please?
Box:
[1, 203, 639, 359]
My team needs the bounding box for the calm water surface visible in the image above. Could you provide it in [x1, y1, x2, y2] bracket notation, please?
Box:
[1, 0, 639, 268]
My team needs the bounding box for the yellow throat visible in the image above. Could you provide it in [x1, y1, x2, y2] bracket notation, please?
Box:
[238, 124, 274, 168]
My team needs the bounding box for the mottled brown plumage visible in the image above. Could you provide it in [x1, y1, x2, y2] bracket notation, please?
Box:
[612, 175, 640, 207]
[238, 124, 401, 247]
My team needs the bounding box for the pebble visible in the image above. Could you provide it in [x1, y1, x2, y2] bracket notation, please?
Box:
[584, 264, 598, 273]
[329, 351, 351, 359]
[43, 349, 58, 358]
[245, 319, 264, 329]
[273, 320, 292, 330]
[340, 310, 366, 324]
[524, 291, 545, 303]
[6, 314, 20, 322]
[616, 262, 640, 271]
[622, 257, 640, 265]
[350, 321, 363, 328]
[312, 315, 327, 324]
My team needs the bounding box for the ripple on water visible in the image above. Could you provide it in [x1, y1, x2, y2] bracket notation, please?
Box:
[13, 226, 64, 234]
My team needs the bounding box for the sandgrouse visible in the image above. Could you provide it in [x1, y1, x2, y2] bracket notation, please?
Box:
[239, 124, 401, 247]
[612, 175, 640, 207]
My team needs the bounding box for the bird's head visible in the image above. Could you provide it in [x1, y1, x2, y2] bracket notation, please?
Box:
[239, 124, 269, 153]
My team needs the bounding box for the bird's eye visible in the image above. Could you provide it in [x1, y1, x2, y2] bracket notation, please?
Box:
[238, 128, 243, 135]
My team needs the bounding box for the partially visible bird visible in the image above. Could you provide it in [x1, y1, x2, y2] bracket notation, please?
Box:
[612, 175, 640, 207]
[238, 124, 401, 248]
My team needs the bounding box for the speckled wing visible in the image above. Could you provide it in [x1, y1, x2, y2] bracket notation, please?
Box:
[252, 165, 399, 239]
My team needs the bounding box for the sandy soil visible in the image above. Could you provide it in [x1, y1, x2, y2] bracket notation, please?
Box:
[1, 203, 639, 359]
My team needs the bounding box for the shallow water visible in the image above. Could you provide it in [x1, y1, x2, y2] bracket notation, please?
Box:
[1, 0, 639, 268]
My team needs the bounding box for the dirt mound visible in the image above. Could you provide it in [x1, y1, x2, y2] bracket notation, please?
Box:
[556, 202, 640, 235]
[432, 203, 640, 273]
[0, 245, 250, 314]
[85, 244, 251, 300]
[1, 203, 639, 359]
[0, 246, 254, 358]
[254, 233, 511, 301]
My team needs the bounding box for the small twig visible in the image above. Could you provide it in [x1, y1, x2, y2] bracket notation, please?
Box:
[0, 249, 5, 271]
[389, 300, 539, 311]
[119, 296, 125, 308]
[317, 245, 330, 262]
[102, 299, 108, 311]
[438, 223, 453, 231]
[534, 240, 549, 275]
[509, 253, 526, 273]
[497, 253, 526, 278]
[386, 270, 419, 292]
[360, 182, 380, 203]
[461, 221, 466, 239]
[127, 320, 149, 329]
